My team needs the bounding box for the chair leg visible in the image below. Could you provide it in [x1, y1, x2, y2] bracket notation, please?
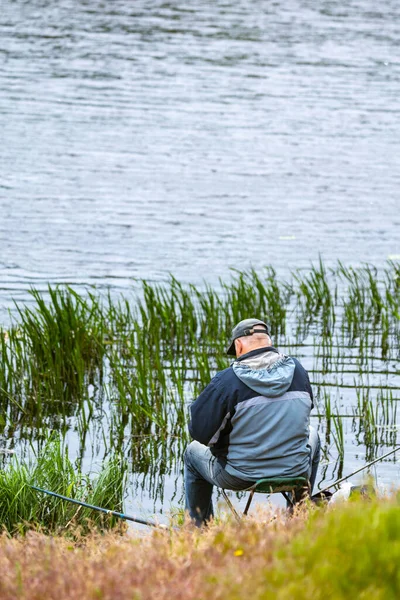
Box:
[221, 489, 241, 523]
[281, 491, 295, 508]
[283, 482, 311, 512]
[294, 481, 311, 504]
[243, 488, 255, 516]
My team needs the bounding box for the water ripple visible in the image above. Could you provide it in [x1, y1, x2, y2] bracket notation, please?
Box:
[0, 0, 399, 310]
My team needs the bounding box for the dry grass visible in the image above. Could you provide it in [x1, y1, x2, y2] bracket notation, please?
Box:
[0, 495, 399, 600]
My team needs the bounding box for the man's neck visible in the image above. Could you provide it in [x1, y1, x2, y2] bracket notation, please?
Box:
[235, 346, 278, 361]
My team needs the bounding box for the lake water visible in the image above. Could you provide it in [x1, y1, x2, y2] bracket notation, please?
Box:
[1, 0, 399, 523]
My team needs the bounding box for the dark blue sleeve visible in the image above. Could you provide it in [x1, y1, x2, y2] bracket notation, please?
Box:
[307, 372, 314, 408]
[289, 358, 314, 409]
[189, 373, 229, 446]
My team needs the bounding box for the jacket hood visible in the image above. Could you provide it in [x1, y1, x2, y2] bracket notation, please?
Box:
[232, 349, 295, 397]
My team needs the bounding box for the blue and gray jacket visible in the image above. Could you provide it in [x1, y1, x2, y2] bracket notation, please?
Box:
[189, 346, 314, 481]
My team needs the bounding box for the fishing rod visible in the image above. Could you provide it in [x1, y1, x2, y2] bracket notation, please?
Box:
[318, 445, 400, 495]
[31, 485, 168, 529]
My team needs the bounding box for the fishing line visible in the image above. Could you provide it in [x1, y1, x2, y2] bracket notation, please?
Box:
[318, 445, 400, 495]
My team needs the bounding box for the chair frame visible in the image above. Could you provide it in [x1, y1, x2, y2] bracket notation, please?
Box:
[221, 476, 310, 522]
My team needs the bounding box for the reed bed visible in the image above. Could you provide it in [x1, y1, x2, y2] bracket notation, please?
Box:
[0, 495, 399, 599]
[0, 261, 399, 504]
[0, 436, 126, 535]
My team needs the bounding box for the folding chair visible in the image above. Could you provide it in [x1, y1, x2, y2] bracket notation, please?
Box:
[221, 476, 310, 522]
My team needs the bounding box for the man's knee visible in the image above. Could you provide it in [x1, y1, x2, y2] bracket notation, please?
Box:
[184, 440, 202, 467]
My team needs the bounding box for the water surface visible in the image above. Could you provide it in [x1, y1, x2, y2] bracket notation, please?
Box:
[1, 0, 399, 314]
[1, 0, 399, 521]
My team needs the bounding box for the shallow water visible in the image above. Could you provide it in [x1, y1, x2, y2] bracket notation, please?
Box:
[1, 1, 400, 313]
[1, 0, 399, 522]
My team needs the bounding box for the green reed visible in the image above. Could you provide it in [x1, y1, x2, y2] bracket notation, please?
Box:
[16, 286, 106, 397]
[0, 436, 126, 535]
[332, 413, 345, 463]
[0, 260, 399, 502]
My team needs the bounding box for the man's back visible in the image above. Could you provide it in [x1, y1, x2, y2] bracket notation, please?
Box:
[189, 346, 313, 480]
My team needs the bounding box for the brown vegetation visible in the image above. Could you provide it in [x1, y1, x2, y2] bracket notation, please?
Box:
[0, 496, 399, 600]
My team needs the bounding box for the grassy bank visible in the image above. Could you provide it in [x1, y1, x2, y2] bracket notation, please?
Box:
[0, 496, 399, 599]
[0, 437, 126, 535]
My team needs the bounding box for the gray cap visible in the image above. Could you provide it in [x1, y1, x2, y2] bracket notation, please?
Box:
[226, 318, 270, 356]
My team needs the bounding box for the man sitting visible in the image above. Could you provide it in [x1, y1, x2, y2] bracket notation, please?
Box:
[184, 318, 320, 526]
